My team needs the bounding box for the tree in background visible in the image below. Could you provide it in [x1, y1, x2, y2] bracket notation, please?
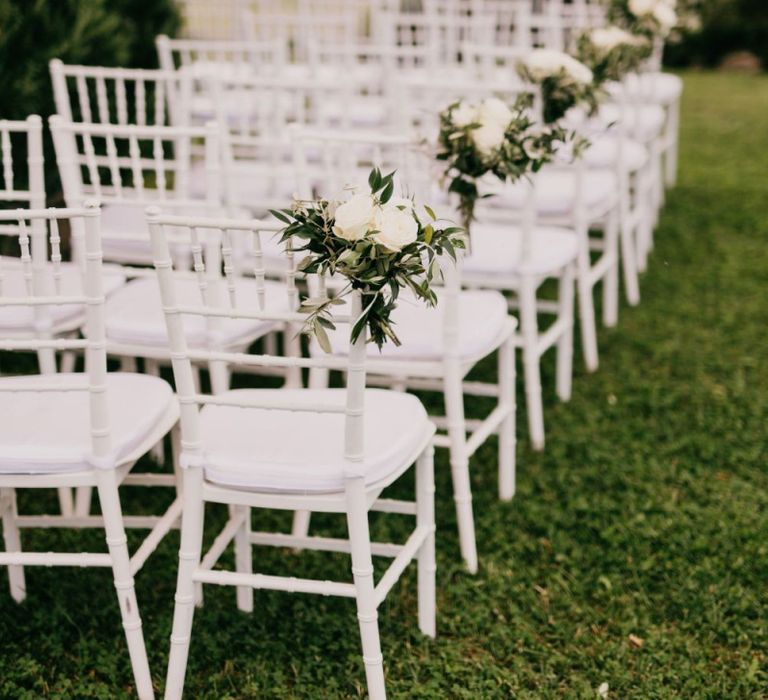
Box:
[665, 0, 768, 69]
[0, 0, 180, 197]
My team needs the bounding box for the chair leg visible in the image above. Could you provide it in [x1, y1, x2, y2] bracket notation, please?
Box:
[345, 479, 386, 700]
[556, 265, 575, 403]
[57, 487, 75, 517]
[497, 335, 516, 501]
[95, 469, 154, 700]
[620, 206, 641, 306]
[36, 347, 57, 374]
[208, 360, 230, 395]
[602, 210, 620, 329]
[1, 488, 26, 603]
[520, 277, 545, 450]
[416, 445, 436, 637]
[233, 505, 253, 612]
[120, 356, 138, 372]
[165, 466, 206, 700]
[575, 226, 599, 373]
[291, 510, 311, 541]
[443, 364, 478, 574]
[144, 360, 167, 465]
[60, 350, 76, 373]
[74, 487, 93, 517]
[664, 100, 680, 188]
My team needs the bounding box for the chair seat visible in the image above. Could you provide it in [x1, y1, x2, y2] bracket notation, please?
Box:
[584, 136, 649, 172]
[312, 288, 511, 362]
[464, 223, 579, 277]
[599, 103, 666, 143]
[0, 373, 176, 474]
[483, 167, 618, 218]
[628, 73, 683, 105]
[200, 388, 431, 493]
[104, 276, 286, 349]
[0, 261, 125, 334]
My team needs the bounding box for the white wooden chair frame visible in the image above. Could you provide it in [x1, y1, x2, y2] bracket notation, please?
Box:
[0, 205, 181, 700]
[288, 128, 517, 573]
[146, 210, 436, 700]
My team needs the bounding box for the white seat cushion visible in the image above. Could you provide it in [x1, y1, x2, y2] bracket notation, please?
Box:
[104, 276, 286, 348]
[599, 103, 666, 143]
[464, 222, 579, 277]
[584, 136, 649, 172]
[0, 261, 125, 333]
[200, 388, 430, 493]
[628, 73, 683, 105]
[484, 167, 618, 217]
[313, 288, 510, 362]
[0, 373, 176, 474]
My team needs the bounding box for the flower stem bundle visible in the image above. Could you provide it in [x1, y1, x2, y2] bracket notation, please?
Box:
[272, 168, 465, 350]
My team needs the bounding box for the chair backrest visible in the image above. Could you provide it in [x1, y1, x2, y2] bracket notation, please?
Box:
[242, 0, 361, 62]
[373, 7, 491, 70]
[156, 35, 288, 77]
[49, 60, 191, 129]
[146, 209, 370, 478]
[50, 116, 221, 209]
[49, 116, 224, 262]
[392, 69, 539, 136]
[207, 71, 382, 213]
[290, 126, 435, 205]
[0, 204, 115, 465]
[0, 117, 46, 259]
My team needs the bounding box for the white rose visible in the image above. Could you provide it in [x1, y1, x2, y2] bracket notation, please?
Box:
[452, 102, 479, 128]
[652, 2, 677, 30]
[333, 193, 378, 242]
[524, 49, 593, 84]
[374, 201, 418, 252]
[479, 97, 513, 130]
[590, 26, 637, 50]
[472, 120, 507, 156]
[523, 49, 568, 80]
[628, 0, 656, 15]
[561, 54, 594, 84]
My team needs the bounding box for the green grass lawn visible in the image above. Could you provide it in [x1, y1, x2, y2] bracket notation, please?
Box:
[1, 71, 767, 699]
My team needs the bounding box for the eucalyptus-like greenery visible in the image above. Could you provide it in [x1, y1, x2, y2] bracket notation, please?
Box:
[608, 0, 678, 41]
[436, 94, 583, 231]
[517, 65, 601, 124]
[574, 30, 653, 85]
[271, 168, 465, 350]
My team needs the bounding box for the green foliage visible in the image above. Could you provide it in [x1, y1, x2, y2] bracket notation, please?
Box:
[574, 31, 653, 85]
[436, 95, 584, 231]
[665, 0, 768, 69]
[272, 168, 465, 349]
[1, 72, 768, 698]
[0, 0, 180, 196]
[517, 65, 602, 124]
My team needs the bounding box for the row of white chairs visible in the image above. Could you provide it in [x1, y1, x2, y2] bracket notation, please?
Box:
[0, 203, 446, 699]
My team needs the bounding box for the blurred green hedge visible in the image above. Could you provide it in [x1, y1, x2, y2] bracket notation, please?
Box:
[0, 0, 180, 198]
[665, 0, 768, 69]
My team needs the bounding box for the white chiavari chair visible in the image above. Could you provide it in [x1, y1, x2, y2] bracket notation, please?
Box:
[49, 115, 287, 394]
[389, 75, 578, 449]
[0, 204, 180, 700]
[147, 209, 436, 700]
[0, 115, 125, 516]
[289, 128, 517, 573]
[393, 66, 617, 374]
